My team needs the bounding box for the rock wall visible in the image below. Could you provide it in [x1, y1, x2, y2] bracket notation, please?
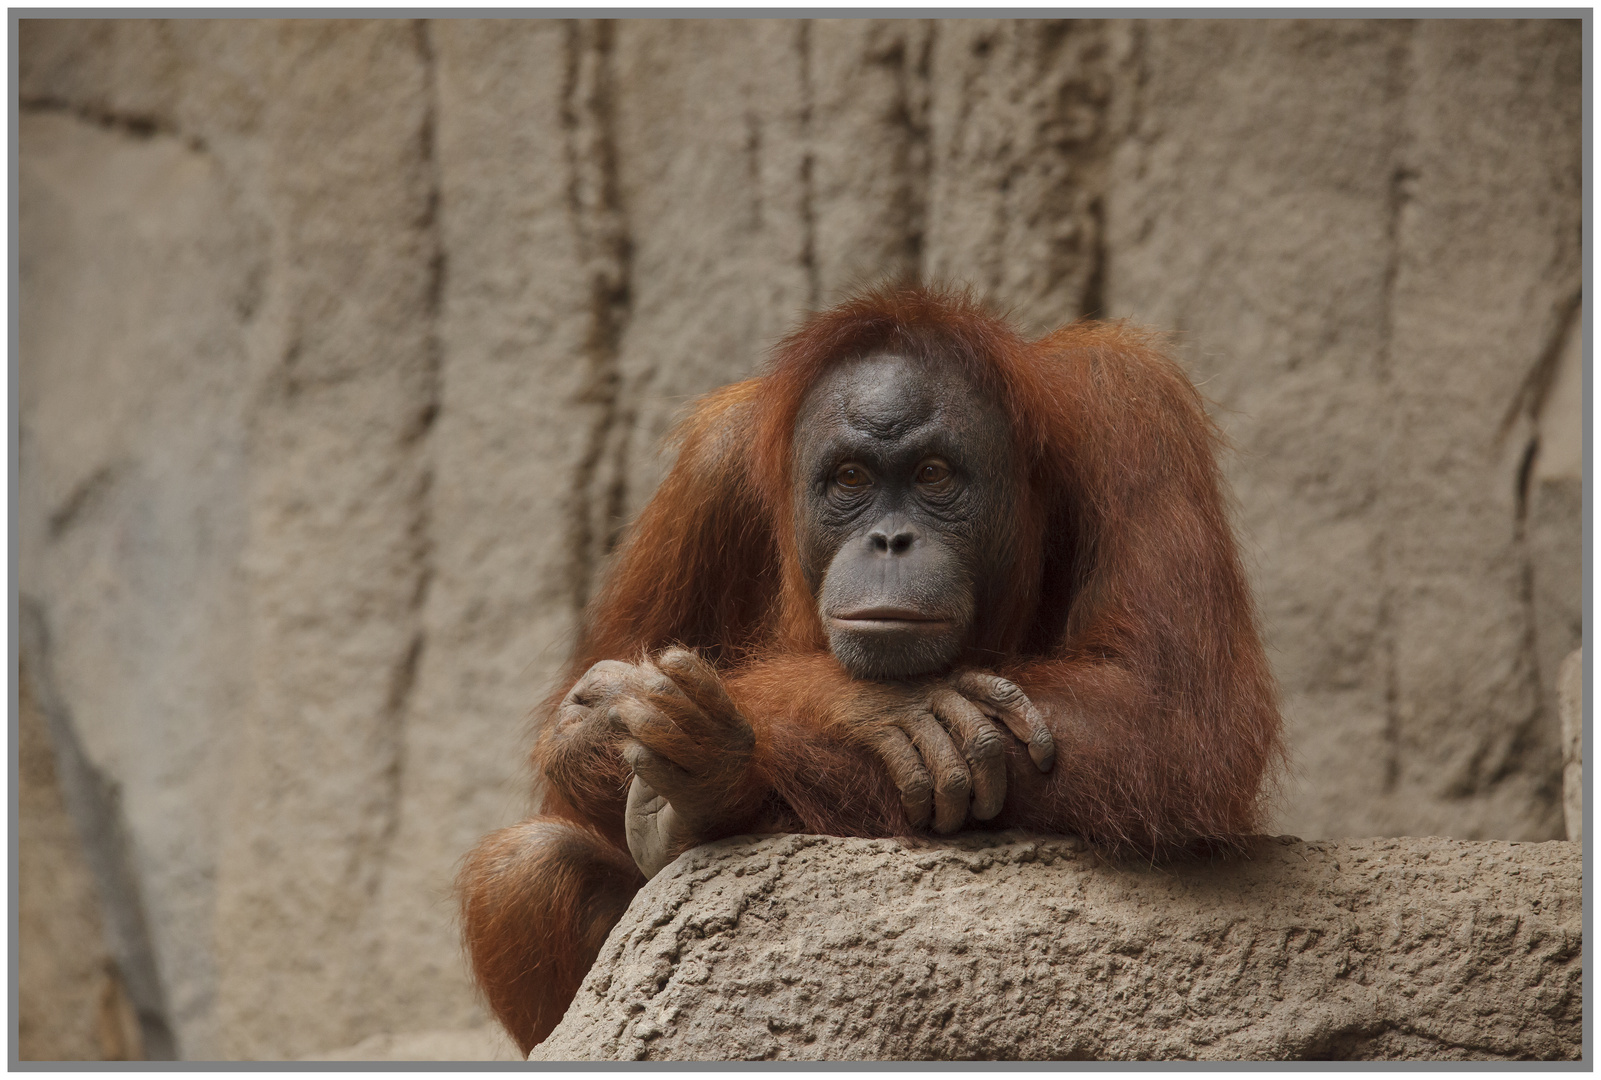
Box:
[1107, 20, 1582, 841]
[535, 833, 1583, 1061]
[16, 17, 1583, 1060]
[17, 661, 145, 1060]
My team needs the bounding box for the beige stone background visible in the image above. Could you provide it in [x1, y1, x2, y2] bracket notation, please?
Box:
[15, 17, 1582, 1061]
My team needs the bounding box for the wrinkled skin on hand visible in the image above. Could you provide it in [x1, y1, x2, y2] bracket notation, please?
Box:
[578, 650, 1057, 873]
[846, 670, 1056, 834]
[560, 649, 758, 878]
[550, 658, 635, 747]
[538, 658, 641, 819]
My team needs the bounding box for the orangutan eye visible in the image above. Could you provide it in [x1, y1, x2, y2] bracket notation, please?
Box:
[916, 460, 951, 486]
[834, 463, 872, 489]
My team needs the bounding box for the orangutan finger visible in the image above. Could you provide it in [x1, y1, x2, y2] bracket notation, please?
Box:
[954, 671, 1056, 772]
[614, 696, 700, 772]
[565, 659, 637, 708]
[863, 725, 933, 831]
[929, 687, 1007, 821]
[652, 648, 752, 749]
[900, 710, 971, 835]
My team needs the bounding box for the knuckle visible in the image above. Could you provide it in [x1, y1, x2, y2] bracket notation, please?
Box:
[889, 714, 920, 738]
[618, 699, 667, 735]
[968, 727, 1005, 763]
[580, 660, 630, 690]
[900, 771, 934, 803]
[862, 722, 896, 747]
[642, 669, 679, 696]
[654, 647, 699, 678]
[662, 646, 714, 681]
[937, 766, 972, 798]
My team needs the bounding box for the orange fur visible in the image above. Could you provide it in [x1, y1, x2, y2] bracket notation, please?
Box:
[458, 285, 1285, 1049]
[456, 818, 642, 1054]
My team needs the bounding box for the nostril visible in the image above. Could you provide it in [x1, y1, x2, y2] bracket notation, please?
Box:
[867, 525, 917, 555]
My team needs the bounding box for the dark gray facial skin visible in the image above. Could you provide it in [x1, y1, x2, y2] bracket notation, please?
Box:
[791, 351, 1019, 680]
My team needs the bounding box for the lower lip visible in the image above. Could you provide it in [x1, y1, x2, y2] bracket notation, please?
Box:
[829, 617, 954, 633]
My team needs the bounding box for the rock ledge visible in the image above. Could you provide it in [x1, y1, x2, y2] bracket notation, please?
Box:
[534, 833, 1580, 1061]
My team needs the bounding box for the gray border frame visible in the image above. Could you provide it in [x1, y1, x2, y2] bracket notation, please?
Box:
[7, 7, 1592, 1071]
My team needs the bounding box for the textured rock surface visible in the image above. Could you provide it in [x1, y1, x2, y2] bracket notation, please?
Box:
[536, 833, 1581, 1061]
[1107, 19, 1582, 841]
[17, 664, 140, 1061]
[210, 22, 442, 1061]
[17, 17, 1582, 1060]
[18, 102, 258, 1060]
